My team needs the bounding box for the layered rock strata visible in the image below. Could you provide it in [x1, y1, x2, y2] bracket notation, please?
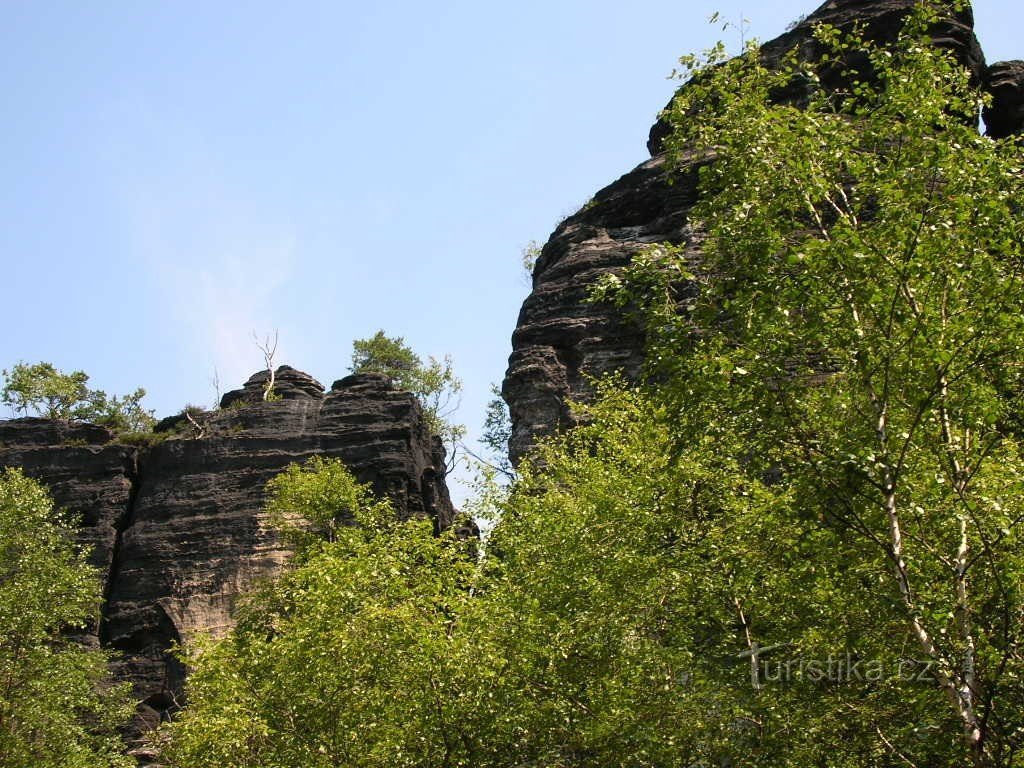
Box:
[984, 60, 1024, 138]
[0, 368, 453, 738]
[503, 0, 1019, 464]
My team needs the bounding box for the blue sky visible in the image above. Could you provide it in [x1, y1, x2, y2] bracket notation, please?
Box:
[2, 1, 1021, 500]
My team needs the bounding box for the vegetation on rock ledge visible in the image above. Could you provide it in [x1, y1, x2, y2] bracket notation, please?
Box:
[1, 361, 155, 434]
[162, 5, 1024, 766]
[3, 2, 1023, 766]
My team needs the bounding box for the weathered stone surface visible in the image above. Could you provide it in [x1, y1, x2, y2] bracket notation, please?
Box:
[504, 0, 1003, 464]
[503, 155, 703, 462]
[984, 60, 1024, 138]
[0, 419, 134, 614]
[0, 367, 454, 742]
[218, 364, 325, 408]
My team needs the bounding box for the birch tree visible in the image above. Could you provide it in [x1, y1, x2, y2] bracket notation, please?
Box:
[597, 4, 1024, 763]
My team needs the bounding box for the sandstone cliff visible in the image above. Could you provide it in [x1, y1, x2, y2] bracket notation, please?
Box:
[503, 0, 1023, 464]
[0, 367, 454, 743]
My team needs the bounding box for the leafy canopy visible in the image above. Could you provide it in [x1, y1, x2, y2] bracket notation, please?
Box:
[0, 468, 134, 768]
[350, 331, 465, 465]
[263, 454, 394, 548]
[1, 361, 155, 433]
[595, 2, 1024, 764]
[160, 457, 478, 768]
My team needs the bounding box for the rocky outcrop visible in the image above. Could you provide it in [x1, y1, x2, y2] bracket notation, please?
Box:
[647, 0, 985, 155]
[504, 0, 1010, 464]
[984, 60, 1024, 138]
[218, 364, 325, 408]
[503, 156, 702, 462]
[0, 418, 135, 639]
[0, 368, 453, 743]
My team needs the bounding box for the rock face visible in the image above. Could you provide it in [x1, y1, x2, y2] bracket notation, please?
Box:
[0, 418, 135, 645]
[984, 60, 1024, 138]
[0, 368, 454, 742]
[502, 156, 702, 463]
[503, 0, 1014, 464]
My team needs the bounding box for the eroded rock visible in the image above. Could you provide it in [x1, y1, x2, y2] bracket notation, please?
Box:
[0, 367, 454, 742]
[984, 60, 1024, 138]
[505, 0, 1004, 464]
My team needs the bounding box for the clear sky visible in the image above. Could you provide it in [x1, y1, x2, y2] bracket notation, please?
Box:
[2, 1, 1021, 501]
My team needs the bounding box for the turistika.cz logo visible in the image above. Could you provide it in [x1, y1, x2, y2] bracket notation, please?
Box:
[735, 643, 934, 688]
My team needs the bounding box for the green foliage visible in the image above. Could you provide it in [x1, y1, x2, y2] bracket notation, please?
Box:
[350, 331, 465, 463]
[350, 330, 422, 384]
[160, 458, 478, 768]
[458, 387, 771, 766]
[478, 384, 514, 478]
[81, 387, 155, 433]
[160, 6, 1024, 766]
[1, 362, 89, 420]
[521, 240, 542, 283]
[0, 468, 134, 768]
[263, 456, 394, 548]
[469, 387, 924, 766]
[596, 4, 1024, 763]
[1, 362, 155, 432]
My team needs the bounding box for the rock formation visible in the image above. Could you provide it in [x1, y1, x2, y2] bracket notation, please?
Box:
[0, 418, 135, 637]
[984, 60, 1024, 138]
[503, 0, 1020, 464]
[0, 367, 454, 750]
[647, 0, 985, 156]
[2, 1, 1021, 760]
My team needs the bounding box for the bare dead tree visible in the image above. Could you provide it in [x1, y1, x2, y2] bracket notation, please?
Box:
[209, 367, 222, 410]
[252, 330, 279, 401]
[184, 408, 206, 439]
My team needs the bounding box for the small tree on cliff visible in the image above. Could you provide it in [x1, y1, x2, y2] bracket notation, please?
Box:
[478, 385, 515, 478]
[1, 361, 155, 433]
[251, 330, 280, 401]
[350, 331, 465, 468]
[1, 362, 89, 419]
[595, 3, 1024, 764]
[0, 468, 134, 768]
